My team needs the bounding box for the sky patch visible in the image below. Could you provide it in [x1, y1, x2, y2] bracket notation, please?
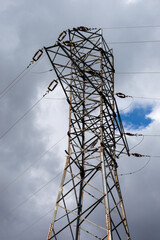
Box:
[121, 105, 153, 129]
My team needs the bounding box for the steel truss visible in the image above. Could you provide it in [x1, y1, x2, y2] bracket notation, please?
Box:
[44, 27, 131, 240]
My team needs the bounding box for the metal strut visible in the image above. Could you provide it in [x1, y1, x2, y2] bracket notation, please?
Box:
[45, 27, 131, 240]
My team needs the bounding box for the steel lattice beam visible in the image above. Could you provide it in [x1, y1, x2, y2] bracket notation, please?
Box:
[44, 27, 131, 240]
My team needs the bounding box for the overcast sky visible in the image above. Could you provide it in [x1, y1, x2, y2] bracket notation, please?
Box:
[0, 0, 160, 239]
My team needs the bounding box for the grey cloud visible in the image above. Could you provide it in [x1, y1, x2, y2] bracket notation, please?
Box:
[0, 0, 160, 239]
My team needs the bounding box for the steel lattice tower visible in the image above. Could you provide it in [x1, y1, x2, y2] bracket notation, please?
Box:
[44, 27, 131, 240]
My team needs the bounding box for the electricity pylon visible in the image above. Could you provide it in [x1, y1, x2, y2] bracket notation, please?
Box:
[44, 27, 131, 240]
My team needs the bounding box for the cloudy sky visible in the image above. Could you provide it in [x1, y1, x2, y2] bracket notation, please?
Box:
[0, 0, 160, 239]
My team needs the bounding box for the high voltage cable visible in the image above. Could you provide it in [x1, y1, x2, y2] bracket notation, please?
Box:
[0, 77, 61, 141]
[119, 131, 160, 157]
[13, 155, 154, 238]
[107, 39, 160, 45]
[0, 68, 30, 100]
[45, 97, 66, 100]
[141, 134, 160, 137]
[148, 155, 160, 158]
[46, 95, 160, 102]
[10, 152, 160, 235]
[16, 208, 54, 238]
[117, 93, 160, 114]
[0, 68, 27, 96]
[16, 207, 54, 238]
[116, 92, 160, 101]
[0, 51, 53, 141]
[0, 134, 66, 194]
[115, 71, 160, 75]
[119, 157, 150, 176]
[15, 172, 104, 238]
[16, 172, 102, 238]
[0, 96, 44, 141]
[2, 171, 62, 221]
[119, 152, 160, 160]
[132, 96, 160, 100]
[125, 132, 160, 155]
[119, 98, 134, 112]
[30, 69, 53, 74]
[30, 68, 160, 75]
[102, 25, 160, 30]
[125, 132, 160, 137]
[0, 51, 45, 101]
[129, 135, 144, 151]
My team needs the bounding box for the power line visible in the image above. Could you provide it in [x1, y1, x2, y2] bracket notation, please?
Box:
[16, 208, 54, 238]
[125, 132, 160, 153]
[102, 25, 160, 30]
[130, 152, 160, 158]
[0, 67, 30, 100]
[119, 157, 150, 177]
[116, 92, 160, 101]
[132, 96, 160, 101]
[30, 69, 53, 74]
[44, 97, 66, 100]
[0, 77, 60, 141]
[14, 170, 103, 239]
[118, 144, 160, 178]
[141, 134, 160, 137]
[115, 71, 160, 75]
[125, 132, 160, 137]
[30, 69, 160, 76]
[0, 135, 66, 194]
[0, 56, 60, 141]
[2, 171, 62, 220]
[0, 50, 45, 101]
[0, 68, 28, 96]
[107, 39, 160, 45]
[10, 134, 155, 231]
[129, 135, 144, 151]
[148, 155, 160, 158]
[16, 185, 89, 238]
[119, 98, 134, 112]
[0, 96, 44, 141]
